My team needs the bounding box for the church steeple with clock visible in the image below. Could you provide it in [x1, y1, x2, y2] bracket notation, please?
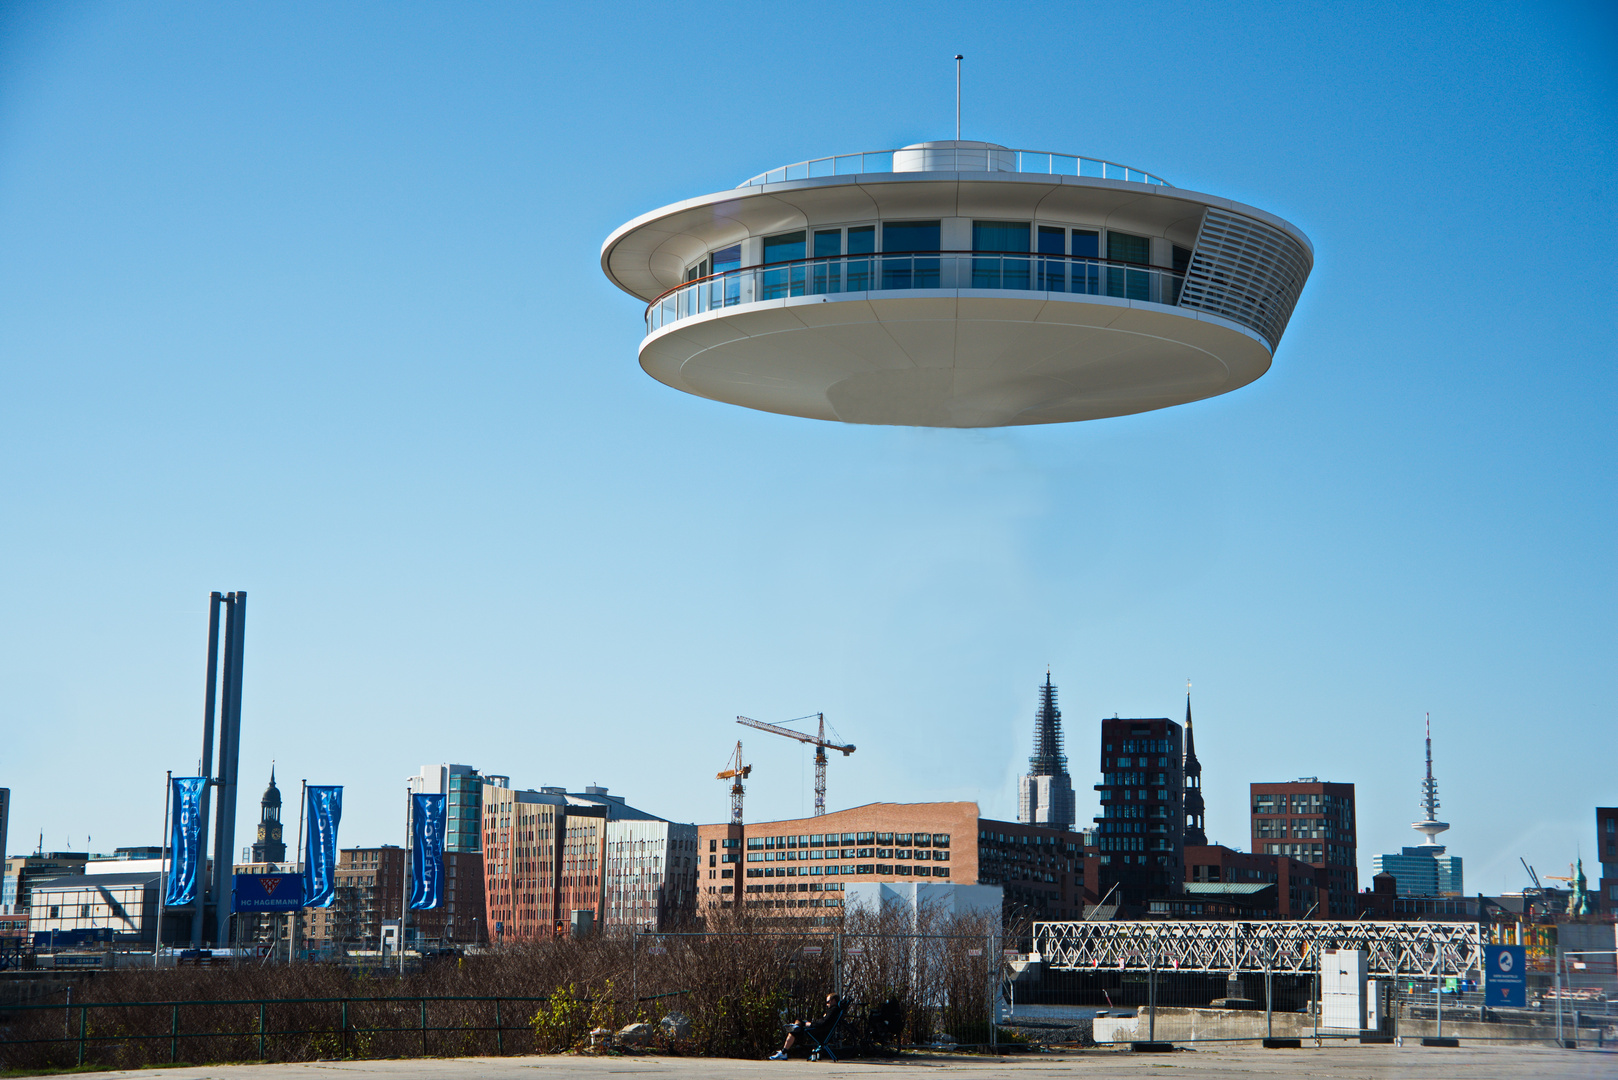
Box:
[251, 766, 287, 864]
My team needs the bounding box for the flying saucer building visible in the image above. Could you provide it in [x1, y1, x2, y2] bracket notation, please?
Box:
[601, 141, 1312, 428]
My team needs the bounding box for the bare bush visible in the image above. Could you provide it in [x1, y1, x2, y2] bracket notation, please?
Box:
[0, 908, 1009, 1069]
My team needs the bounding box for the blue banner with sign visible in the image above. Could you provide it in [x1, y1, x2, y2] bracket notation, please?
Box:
[233, 873, 305, 913]
[164, 776, 208, 906]
[302, 786, 343, 908]
[409, 793, 446, 910]
[1484, 944, 1526, 1007]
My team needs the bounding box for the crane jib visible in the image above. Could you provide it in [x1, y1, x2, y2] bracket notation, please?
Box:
[734, 713, 855, 817]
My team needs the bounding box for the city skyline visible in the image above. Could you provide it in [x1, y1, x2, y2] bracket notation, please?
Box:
[0, 692, 1565, 897]
[0, 1, 1612, 900]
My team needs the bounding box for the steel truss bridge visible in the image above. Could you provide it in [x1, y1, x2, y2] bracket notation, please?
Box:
[1034, 920, 1483, 978]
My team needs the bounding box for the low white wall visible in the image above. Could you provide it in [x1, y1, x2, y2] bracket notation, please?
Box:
[1093, 1006, 1563, 1046]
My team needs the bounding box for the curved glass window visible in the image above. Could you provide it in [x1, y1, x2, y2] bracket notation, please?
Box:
[1038, 226, 1067, 291]
[973, 221, 1030, 252]
[1106, 231, 1151, 300]
[762, 231, 807, 299]
[973, 221, 1030, 289]
[813, 229, 843, 293]
[1107, 231, 1149, 264]
[846, 225, 875, 291]
[709, 244, 742, 308]
[763, 231, 806, 264]
[882, 221, 940, 289]
[711, 245, 741, 273]
[881, 220, 939, 252]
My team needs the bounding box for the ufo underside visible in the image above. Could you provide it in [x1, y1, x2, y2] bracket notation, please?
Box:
[639, 292, 1272, 428]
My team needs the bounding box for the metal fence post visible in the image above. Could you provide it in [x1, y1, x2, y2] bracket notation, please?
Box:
[421, 998, 428, 1056]
[1554, 948, 1563, 1046]
[989, 932, 998, 1052]
[1311, 954, 1318, 1042]
[259, 1001, 267, 1059]
[77, 1005, 87, 1066]
[632, 933, 638, 1007]
[1435, 975, 1442, 1040]
[494, 999, 504, 1056]
[341, 999, 348, 1057]
[834, 931, 843, 999]
[171, 1004, 179, 1062]
[1265, 965, 1273, 1039]
[1148, 962, 1157, 1043]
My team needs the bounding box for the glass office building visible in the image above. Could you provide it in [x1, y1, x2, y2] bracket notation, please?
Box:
[410, 765, 485, 853]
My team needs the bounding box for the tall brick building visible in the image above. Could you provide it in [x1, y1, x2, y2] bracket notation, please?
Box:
[1092, 717, 1185, 913]
[1250, 780, 1357, 916]
[696, 802, 1087, 927]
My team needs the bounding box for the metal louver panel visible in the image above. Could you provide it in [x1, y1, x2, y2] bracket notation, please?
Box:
[1179, 209, 1312, 352]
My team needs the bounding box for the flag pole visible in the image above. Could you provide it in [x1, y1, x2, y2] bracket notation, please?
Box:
[154, 771, 170, 968]
[293, 780, 306, 964]
[400, 785, 411, 974]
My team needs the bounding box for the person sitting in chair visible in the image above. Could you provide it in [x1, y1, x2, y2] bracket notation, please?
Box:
[769, 993, 840, 1060]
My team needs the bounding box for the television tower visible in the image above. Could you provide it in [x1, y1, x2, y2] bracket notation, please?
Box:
[1412, 713, 1449, 847]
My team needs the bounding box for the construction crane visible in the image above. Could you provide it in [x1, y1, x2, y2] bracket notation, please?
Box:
[1520, 858, 1543, 892]
[1520, 858, 1554, 916]
[716, 741, 751, 825]
[736, 713, 855, 817]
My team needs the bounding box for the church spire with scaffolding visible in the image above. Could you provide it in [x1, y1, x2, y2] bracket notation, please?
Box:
[1018, 670, 1075, 830]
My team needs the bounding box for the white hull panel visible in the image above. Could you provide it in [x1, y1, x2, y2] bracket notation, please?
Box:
[640, 293, 1272, 428]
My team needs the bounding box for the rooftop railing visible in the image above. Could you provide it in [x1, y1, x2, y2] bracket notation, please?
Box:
[646, 251, 1185, 334]
[739, 149, 1170, 189]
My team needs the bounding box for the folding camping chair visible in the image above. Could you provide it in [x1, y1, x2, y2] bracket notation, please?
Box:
[803, 998, 850, 1062]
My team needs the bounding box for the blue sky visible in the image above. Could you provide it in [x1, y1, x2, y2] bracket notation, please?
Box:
[1, 1, 1612, 897]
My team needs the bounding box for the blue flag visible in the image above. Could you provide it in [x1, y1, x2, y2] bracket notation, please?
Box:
[302, 786, 343, 908]
[409, 793, 446, 910]
[165, 777, 208, 906]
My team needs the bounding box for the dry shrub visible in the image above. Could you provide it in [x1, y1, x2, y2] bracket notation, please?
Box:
[0, 906, 1008, 1069]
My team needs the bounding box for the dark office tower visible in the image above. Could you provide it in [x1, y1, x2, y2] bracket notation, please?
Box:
[1094, 716, 1185, 912]
[1182, 695, 1207, 847]
[1018, 673, 1075, 830]
[250, 767, 286, 864]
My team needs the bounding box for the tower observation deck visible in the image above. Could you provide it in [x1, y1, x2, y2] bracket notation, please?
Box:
[601, 141, 1313, 427]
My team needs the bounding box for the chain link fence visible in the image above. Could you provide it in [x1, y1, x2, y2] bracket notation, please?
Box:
[1554, 950, 1615, 1049]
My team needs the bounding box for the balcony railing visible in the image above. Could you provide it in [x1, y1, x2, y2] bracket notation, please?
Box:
[739, 149, 1169, 188]
[646, 252, 1186, 334]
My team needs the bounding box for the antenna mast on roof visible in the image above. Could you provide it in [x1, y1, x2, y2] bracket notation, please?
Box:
[954, 55, 963, 140]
